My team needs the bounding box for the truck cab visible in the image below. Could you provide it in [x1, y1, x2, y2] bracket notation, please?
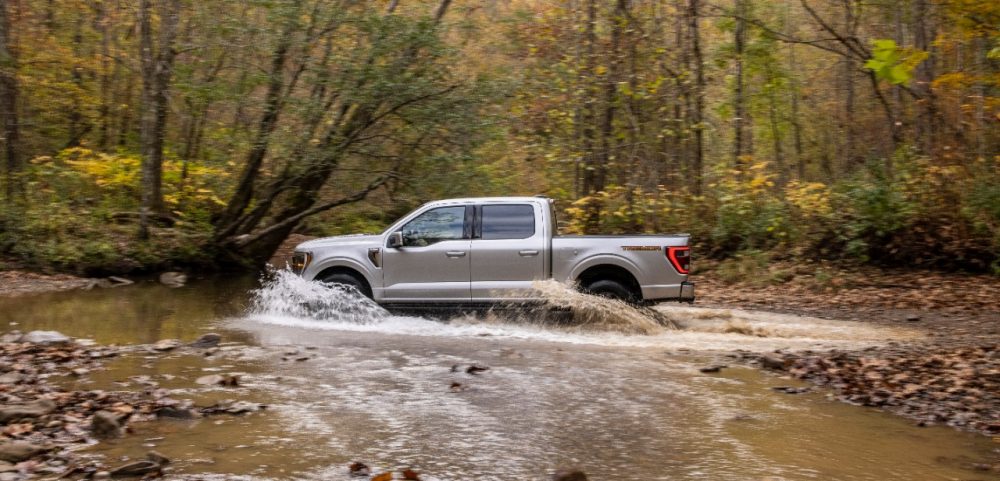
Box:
[291, 197, 694, 307]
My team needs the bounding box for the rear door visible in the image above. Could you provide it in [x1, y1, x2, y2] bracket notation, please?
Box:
[470, 203, 545, 300]
[382, 205, 472, 302]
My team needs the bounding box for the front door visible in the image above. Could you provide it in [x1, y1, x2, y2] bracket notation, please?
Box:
[382, 205, 471, 302]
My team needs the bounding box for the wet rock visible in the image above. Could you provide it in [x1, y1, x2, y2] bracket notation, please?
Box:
[90, 411, 123, 439]
[109, 460, 160, 477]
[195, 375, 223, 386]
[154, 406, 197, 419]
[0, 332, 20, 343]
[20, 330, 70, 345]
[552, 468, 588, 481]
[349, 461, 370, 476]
[195, 374, 240, 387]
[401, 468, 421, 480]
[0, 441, 48, 463]
[0, 398, 56, 423]
[190, 333, 221, 348]
[759, 355, 787, 371]
[158, 272, 187, 288]
[145, 451, 170, 466]
[199, 400, 264, 416]
[449, 382, 465, 392]
[466, 365, 490, 375]
[905, 314, 921, 322]
[70, 368, 90, 377]
[0, 372, 22, 385]
[772, 386, 811, 394]
[152, 339, 183, 352]
[699, 365, 724, 373]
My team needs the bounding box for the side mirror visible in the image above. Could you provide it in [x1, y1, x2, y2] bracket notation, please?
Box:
[387, 231, 404, 248]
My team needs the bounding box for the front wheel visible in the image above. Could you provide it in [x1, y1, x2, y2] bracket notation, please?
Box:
[319, 272, 372, 299]
[581, 279, 637, 303]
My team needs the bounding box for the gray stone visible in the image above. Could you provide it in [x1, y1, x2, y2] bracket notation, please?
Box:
[155, 406, 197, 419]
[190, 333, 221, 348]
[159, 272, 187, 288]
[109, 460, 160, 477]
[20, 331, 71, 345]
[90, 410, 122, 439]
[146, 451, 170, 466]
[759, 355, 787, 370]
[0, 332, 21, 344]
[195, 374, 224, 386]
[152, 339, 183, 352]
[0, 398, 56, 423]
[553, 468, 588, 481]
[0, 441, 49, 462]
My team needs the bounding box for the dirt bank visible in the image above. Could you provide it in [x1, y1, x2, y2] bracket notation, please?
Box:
[0, 271, 93, 298]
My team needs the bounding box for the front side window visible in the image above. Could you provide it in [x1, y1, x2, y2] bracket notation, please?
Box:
[400, 206, 466, 246]
[481, 204, 535, 240]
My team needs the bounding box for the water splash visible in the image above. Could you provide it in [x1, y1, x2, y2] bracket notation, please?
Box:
[511, 279, 675, 334]
[249, 269, 388, 324]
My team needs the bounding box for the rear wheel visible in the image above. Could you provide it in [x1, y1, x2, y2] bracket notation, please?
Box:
[582, 279, 637, 303]
[319, 272, 372, 299]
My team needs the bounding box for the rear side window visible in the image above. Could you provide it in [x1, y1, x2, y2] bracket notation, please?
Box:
[481, 204, 535, 240]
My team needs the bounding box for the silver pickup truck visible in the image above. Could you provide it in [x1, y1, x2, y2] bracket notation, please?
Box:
[290, 197, 694, 308]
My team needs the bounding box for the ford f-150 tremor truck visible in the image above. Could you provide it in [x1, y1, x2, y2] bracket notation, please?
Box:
[290, 197, 694, 308]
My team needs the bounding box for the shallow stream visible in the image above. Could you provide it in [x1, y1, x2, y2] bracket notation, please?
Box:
[0, 274, 996, 480]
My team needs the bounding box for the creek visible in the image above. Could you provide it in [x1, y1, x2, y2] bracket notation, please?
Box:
[0, 273, 995, 480]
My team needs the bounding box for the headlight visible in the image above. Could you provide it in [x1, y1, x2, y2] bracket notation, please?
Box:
[290, 251, 311, 274]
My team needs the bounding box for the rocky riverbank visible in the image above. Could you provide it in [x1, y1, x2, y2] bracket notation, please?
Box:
[744, 343, 1000, 441]
[0, 330, 261, 480]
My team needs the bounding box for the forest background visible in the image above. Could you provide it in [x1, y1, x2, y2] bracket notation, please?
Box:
[0, 0, 996, 277]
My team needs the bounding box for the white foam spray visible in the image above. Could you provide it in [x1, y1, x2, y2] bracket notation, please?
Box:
[249, 269, 388, 324]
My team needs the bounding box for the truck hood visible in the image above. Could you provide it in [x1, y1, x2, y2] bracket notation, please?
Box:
[295, 234, 382, 250]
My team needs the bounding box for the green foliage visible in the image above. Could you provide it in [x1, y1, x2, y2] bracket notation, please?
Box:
[864, 39, 929, 85]
[0, 148, 224, 274]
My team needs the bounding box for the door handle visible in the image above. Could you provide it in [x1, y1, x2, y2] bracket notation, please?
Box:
[446, 251, 467, 258]
[519, 250, 539, 257]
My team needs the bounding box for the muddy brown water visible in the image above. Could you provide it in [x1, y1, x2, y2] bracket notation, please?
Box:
[0, 274, 997, 481]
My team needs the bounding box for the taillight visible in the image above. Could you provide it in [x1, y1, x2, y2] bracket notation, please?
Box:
[667, 246, 690, 274]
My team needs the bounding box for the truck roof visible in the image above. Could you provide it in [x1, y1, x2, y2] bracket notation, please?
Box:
[424, 196, 551, 206]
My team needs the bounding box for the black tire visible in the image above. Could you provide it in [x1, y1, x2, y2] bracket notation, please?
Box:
[582, 279, 637, 303]
[319, 272, 372, 299]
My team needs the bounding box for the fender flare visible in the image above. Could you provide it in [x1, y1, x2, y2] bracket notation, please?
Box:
[568, 254, 645, 285]
[309, 257, 379, 290]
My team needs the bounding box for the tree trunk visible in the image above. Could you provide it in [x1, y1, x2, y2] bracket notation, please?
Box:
[787, 44, 805, 180]
[215, 22, 296, 234]
[0, 0, 20, 199]
[138, 0, 180, 239]
[731, 0, 748, 168]
[688, 0, 704, 195]
[96, 0, 112, 150]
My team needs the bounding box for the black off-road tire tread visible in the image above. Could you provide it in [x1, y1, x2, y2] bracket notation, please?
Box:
[582, 279, 636, 303]
[319, 272, 373, 299]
